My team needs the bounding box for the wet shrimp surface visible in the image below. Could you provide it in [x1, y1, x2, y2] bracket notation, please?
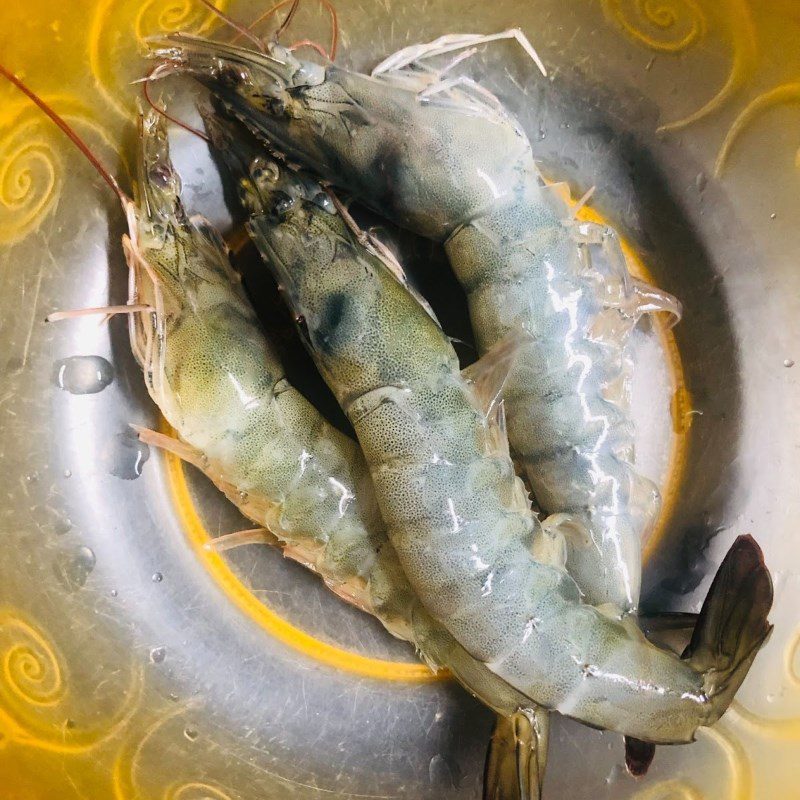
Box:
[0, 1, 797, 798]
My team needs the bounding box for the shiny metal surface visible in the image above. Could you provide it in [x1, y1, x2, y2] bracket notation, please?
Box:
[0, 1, 798, 797]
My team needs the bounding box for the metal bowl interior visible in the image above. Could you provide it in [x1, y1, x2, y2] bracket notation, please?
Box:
[0, 1, 798, 798]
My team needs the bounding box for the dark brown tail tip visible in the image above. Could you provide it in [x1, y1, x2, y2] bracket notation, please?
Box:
[684, 534, 773, 717]
[624, 736, 656, 777]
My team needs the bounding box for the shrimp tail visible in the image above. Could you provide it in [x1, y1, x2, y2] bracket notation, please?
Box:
[623, 736, 656, 777]
[687, 534, 773, 723]
[484, 708, 548, 800]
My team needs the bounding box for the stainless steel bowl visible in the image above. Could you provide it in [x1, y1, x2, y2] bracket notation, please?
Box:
[0, 1, 798, 797]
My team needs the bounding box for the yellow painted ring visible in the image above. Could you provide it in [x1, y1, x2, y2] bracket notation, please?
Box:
[163, 199, 690, 683]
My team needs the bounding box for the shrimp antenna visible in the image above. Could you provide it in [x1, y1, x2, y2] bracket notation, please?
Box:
[238, 0, 339, 60]
[275, 0, 301, 38]
[0, 63, 128, 206]
[287, 39, 330, 60]
[142, 68, 210, 143]
[194, 0, 267, 53]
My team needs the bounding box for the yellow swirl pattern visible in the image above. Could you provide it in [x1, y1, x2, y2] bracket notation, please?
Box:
[0, 610, 65, 709]
[788, 630, 800, 686]
[0, 95, 124, 245]
[602, 0, 706, 52]
[631, 722, 751, 800]
[728, 700, 800, 740]
[0, 105, 60, 245]
[0, 609, 144, 753]
[88, 0, 228, 120]
[630, 779, 705, 800]
[702, 722, 752, 799]
[165, 783, 234, 800]
[714, 83, 800, 176]
[112, 705, 191, 800]
[658, 0, 757, 132]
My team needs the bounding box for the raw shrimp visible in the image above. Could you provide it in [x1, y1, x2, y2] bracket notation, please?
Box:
[149, 30, 680, 613]
[0, 66, 552, 797]
[202, 108, 554, 798]
[210, 98, 773, 744]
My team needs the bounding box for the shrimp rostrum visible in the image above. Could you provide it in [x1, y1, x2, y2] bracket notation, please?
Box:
[202, 94, 774, 745]
[150, 30, 680, 618]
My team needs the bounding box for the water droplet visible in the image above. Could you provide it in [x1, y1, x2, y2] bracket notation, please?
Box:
[110, 589, 118, 598]
[53, 546, 96, 592]
[770, 212, 777, 219]
[25, 471, 39, 483]
[54, 516, 72, 536]
[63, 469, 72, 478]
[108, 430, 150, 480]
[149, 646, 166, 664]
[183, 727, 199, 741]
[54, 356, 114, 395]
[152, 571, 163, 583]
[784, 359, 794, 368]
[169, 692, 179, 702]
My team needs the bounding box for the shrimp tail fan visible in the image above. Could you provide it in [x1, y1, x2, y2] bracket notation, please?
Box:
[687, 534, 773, 723]
[484, 709, 548, 800]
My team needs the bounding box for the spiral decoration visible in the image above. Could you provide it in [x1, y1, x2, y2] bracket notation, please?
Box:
[112, 706, 239, 800]
[0, 107, 61, 245]
[165, 782, 235, 800]
[0, 610, 65, 709]
[0, 95, 124, 245]
[788, 630, 800, 686]
[714, 83, 800, 176]
[0, 608, 144, 755]
[89, 0, 229, 120]
[602, 0, 706, 52]
[630, 780, 705, 800]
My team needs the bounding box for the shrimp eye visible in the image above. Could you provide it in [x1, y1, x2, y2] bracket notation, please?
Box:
[273, 192, 295, 217]
[149, 163, 174, 190]
[218, 63, 250, 87]
[251, 158, 280, 188]
[262, 95, 287, 116]
[312, 191, 334, 213]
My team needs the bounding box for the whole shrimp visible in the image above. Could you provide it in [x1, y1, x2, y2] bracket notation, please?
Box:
[209, 89, 773, 745]
[150, 30, 681, 615]
[1, 66, 552, 799]
[202, 107, 558, 798]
